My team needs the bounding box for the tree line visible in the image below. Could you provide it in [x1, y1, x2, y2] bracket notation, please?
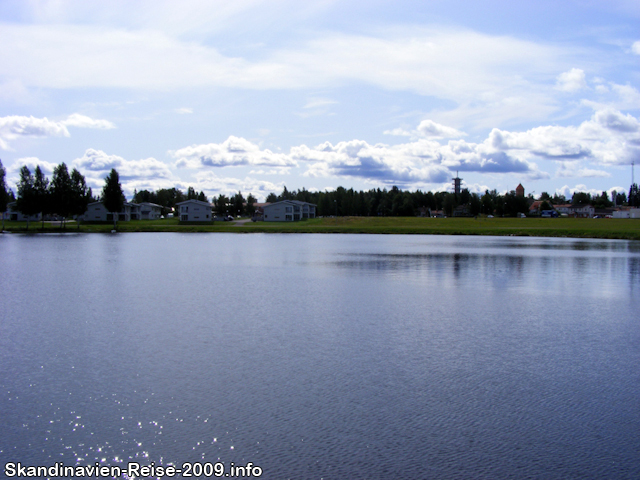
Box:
[0, 160, 94, 230]
[2, 160, 639, 228]
[132, 187, 207, 216]
[262, 184, 639, 217]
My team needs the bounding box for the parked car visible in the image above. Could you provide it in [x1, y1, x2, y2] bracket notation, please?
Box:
[224, 215, 234, 221]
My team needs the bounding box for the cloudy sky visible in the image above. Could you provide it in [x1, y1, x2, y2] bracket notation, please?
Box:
[1, 0, 639, 201]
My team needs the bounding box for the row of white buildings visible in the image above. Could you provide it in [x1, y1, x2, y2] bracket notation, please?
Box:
[5, 199, 317, 223]
[83, 201, 164, 222]
[91, 199, 317, 222]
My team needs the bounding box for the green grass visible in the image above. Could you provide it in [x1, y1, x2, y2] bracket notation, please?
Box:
[2, 216, 639, 240]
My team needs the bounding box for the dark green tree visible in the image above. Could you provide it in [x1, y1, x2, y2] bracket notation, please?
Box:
[459, 188, 471, 205]
[481, 190, 494, 215]
[70, 168, 91, 229]
[232, 192, 245, 216]
[265, 192, 277, 203]
[571, 191, 591, 206]
[279, 186, 294, 201]
[197, 191, 207, 202]
[33, 166, 50, 229]
[246, 193, 257, 216]
[133, 189, 155, 203]
[16, 166, 38, 230]
[102, 168, 124, 229]
[442, 193, 457, 216]
[0, 160, 8, 231]
[592, 191, 612, 209]
[214, 194, 229, 216]
[50, 163, 73, 228]
[538, 191, 551, 201]
[154, 188, 184, 216]
[504, 191, 530, 217]
[629, 184, 640, 207]
[469, 193, 482, 216]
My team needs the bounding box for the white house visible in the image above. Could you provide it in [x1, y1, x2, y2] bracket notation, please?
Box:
[613, 208, 640, 219]
[553, 203, 594, 218]
[138, 202, 163, 220]
[6, 202, 42, 222]
[176, 199, 212, 222]
[262, 200, 316, 222]
[84, 201, 140, 222]
[571, 204, 595, 218]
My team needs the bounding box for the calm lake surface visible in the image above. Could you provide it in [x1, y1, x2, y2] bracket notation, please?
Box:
[1, 233, 639, 479]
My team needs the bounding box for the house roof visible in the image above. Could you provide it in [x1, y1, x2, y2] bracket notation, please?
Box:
[87, 201, 137, 207]
[175, 199, 212, 207]
[263, 200, 317, 207]
[529, 200, 554, 211]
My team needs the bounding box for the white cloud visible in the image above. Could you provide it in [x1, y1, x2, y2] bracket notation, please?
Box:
[303, 98, 338, 109]
[632, 41, 640, 55]
[166, 108, 636, 188]
[609, 83, 640, 109]
[4, 157, 57, 188]
[175, 108, 193, 114]
[555, 184, 608, 200]
[385, 119, 466, 139]
[193, 171, 285, 201]
[460, 182, 492, 195]
[296, 97, 338, 118]
[581, 82, 640, 112]
[417, 119, 466, 138]
[0, 116, 69, 149]
[0, 114, 115, 149]
[73, 148, 173, 178]
[61, 113, 116, 129]
[293, 139, 451, 184]
[0, 25, 564, 100]
[482, 108, 640, 166]
[556, 68, 587, 92]
[71, 148, 176, 196]
[555, 161, 611, 178]
[172, 136, 298, 168]
[248, 167, 292, 175]
[383, 127, 413, 137]
[293, 136, 547, 186]
[289, 108, 639, 184]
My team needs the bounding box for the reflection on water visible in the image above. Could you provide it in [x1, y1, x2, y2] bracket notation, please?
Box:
[1, 233, 639, 479]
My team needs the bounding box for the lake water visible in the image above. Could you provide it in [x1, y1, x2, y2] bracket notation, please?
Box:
[1, 233, 639, 479]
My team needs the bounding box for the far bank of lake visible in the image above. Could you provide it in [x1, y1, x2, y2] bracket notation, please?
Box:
[2, 216, 640, 240]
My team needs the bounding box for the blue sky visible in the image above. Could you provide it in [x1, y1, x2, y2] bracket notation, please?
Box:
[1, 0, 639, 201]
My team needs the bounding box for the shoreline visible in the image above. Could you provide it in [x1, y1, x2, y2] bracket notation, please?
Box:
[2, 217, 639, 240]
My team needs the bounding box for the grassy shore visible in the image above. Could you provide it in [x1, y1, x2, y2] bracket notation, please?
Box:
[2, 216, 639, 240]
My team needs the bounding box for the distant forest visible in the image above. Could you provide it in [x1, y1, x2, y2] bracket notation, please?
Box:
[134, 183, 640, 218]
[3, 160, 639, 220]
